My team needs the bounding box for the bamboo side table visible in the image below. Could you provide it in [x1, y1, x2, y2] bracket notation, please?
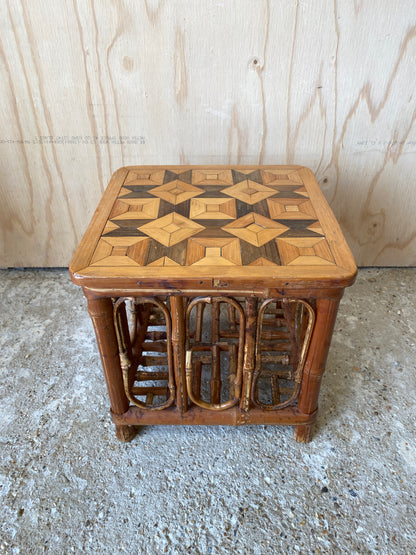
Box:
[69, 165, 356, 443]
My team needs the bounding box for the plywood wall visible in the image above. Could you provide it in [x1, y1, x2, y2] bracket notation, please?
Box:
[0, 0, 415, 267]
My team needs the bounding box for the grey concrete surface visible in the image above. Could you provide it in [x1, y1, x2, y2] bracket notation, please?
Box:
[0, 268, 415, 554]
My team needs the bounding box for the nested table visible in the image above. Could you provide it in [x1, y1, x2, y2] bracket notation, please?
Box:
[69, 165, 356, 443]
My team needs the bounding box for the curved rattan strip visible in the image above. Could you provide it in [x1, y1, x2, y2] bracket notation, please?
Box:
[289, 299, 315, 382]
[113, 297, 175, 410]
[185, 296, 245, 411]
[251, 298, 315, 410]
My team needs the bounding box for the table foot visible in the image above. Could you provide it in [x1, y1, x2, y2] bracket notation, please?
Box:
[115, 425, 139, 443]
[293, 424, 313, 443]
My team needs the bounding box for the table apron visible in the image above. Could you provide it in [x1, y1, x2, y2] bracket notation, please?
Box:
[82, 286, 344, 301]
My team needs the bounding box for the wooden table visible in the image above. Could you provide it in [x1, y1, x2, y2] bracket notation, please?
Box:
[69, 165, 356, 442]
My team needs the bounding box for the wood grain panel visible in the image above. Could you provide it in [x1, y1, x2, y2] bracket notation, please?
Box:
[0, 1, 415, 266]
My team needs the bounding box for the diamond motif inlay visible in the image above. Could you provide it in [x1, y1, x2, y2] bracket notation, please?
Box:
[149, 181, 203, 205]
[223, 213, 289, 246]
[139, 213, 205, 246]
[222, 181, 276, 204]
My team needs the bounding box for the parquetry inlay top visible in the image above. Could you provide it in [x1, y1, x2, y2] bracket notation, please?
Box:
[90, 168, 334, 268]
[70, 165, 357, 285]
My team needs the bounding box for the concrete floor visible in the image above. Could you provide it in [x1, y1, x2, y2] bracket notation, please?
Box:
[0, 268, 415, 554]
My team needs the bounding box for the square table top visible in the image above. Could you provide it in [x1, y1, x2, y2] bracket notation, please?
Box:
[69, 165, 356, 291]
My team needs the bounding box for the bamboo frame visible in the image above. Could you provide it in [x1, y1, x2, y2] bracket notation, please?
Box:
[98, 286, 346, 444]
[85, 288, 343, 443]
[72, 164, 356, 443]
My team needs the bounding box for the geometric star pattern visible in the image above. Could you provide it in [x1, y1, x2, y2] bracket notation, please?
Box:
[88, 167, 335, 268]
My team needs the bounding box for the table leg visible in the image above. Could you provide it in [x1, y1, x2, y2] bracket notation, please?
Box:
[294, 296, 341, 442]
[87, 296, 137, 442]
[170, 296, 188, 412]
